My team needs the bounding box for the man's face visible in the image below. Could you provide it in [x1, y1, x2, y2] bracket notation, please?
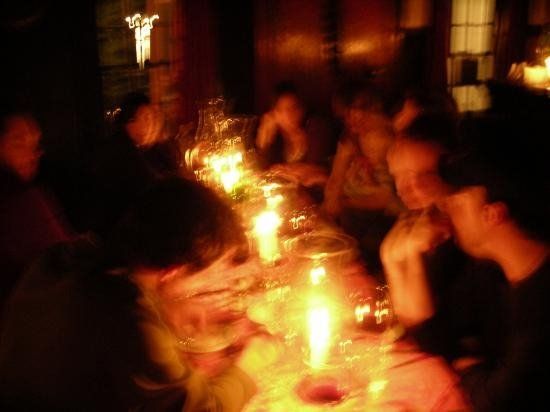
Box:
[0, 115, 42, 181]
[388, 138, 450, 210]
[439, 186, 491, 258]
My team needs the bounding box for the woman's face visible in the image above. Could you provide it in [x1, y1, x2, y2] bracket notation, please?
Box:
[274, 94, 304, 130]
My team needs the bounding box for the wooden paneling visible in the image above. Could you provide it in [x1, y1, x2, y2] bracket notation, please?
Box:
[338, 0, 400, 72]
[254, 0, 333, 114]
[253, 0, 405, 114]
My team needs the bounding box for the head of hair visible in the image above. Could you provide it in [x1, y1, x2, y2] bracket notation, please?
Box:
[104, 177, 248, 272]
[333, 76, 386, 114]
[440, 117, 549, 242]
[115, 92, 151, 127]
[400, 112, 459, 152]
[400, 87, 458, 119]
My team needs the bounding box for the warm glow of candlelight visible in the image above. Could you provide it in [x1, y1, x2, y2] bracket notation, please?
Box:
[355, 303, 371, 323]
[266, 194, 283, 209]
[524, 65, 548, 87]
[206, 152, 243, 193]
[309, 266, 326, 286]
[545, 56, 550, 78]
[253, 210, 281, 263]
[307, 306, 331, 369]
[261, 183, 280, 198]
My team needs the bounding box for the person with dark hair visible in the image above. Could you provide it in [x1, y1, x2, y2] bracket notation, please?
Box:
[255, 81, 334, 188]
[0, 177, 274, 411]
[323, 82, 401, 272]
[383, 117, 549, 410]
[84, 92, 180, 236]
[0, 108, 71, 309]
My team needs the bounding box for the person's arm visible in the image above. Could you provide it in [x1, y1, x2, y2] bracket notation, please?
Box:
[381, 209, 453, 325]
[255, 112, 278, 153]
[322, 139, 354, 216]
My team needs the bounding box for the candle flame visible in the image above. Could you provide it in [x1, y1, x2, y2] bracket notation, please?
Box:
[309, 266, 326, 286]
[253, 211, 281, 234]
[307, 306, 331, 369]
[253, 210, 281, 263]
[205, 152, 243, 193]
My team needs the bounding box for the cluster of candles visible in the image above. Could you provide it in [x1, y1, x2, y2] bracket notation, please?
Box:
[203, 151, 244, 194]
[191, 136, 388, 385]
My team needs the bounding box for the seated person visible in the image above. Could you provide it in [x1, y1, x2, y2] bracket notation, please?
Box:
[0, 178, 275, 411]
[84, 92, 179, 236]
[116, 91, 181, 177]
[382, 113, 508, 362]
[385, 118, 549, 410]
[0, 107, 71, 308]
[323, 83, 402, 272]
[255, 81, 334, 188]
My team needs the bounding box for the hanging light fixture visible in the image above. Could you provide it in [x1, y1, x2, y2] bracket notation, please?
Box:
[125, 13, 159, 69]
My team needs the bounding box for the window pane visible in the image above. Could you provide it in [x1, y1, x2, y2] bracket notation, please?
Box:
[452, 0, 468, 25]
[451, 26, 467, 53]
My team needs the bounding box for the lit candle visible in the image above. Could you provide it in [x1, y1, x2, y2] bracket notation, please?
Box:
[309, 266, 326, 286]
[209, 152, 243, 193]
[253, 210, 281, 264]
[307, 306, 331, 370]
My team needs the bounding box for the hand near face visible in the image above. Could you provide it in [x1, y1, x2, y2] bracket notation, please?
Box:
[381, 209, 452, 264]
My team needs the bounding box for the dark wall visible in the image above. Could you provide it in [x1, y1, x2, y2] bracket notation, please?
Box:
[2, 0, 103, 229]
[216, 0, 255, 114]
[3, 0, 103, 158]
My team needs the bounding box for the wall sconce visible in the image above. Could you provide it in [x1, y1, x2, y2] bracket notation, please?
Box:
[125, 13, 159, 69]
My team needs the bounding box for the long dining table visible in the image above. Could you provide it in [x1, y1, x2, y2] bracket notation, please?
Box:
[240, 257, 469, 412]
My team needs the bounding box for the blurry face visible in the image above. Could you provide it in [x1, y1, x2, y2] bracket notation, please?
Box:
[392, 99, 421, 133]
[134, 247, 256, 337]
[274, 94, 304, 130]
[387, 138, 450, 210]
[0, 115, 42, 181]
[126, 104, 163, 147]
[438, 186, 491, 258]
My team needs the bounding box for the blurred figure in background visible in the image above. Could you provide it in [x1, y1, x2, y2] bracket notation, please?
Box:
[0, 178, 276, 411]
[0, 107, 70, 309]
[323, 82, 401, 272]
[84, 92, 180, 236]
[116, 92, 181, 177]
[255, 81, 334, 189]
